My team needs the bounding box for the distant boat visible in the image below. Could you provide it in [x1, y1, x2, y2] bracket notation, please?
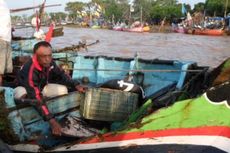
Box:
[122, 26, 150, 33]
[113, 21, 150, 33]
[91, 25, 101, 29]
[172, 26, 187, 34]
[52, 26, 64, 37]
[123, 26, 144, 33]
[113, 25, 123, 31]
[143, 26, 150, 32]
[188, 28, 225, 36]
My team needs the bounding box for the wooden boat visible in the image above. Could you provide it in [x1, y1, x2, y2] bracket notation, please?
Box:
[54, 78, 229, 153]
[123, 26, 143, 33]
[123, 26, 150, 33]
[11, 26, 64, 52]
[112, 25, 123, 31]
[188, 28, 224, 36]
[172, 26, 187, 34]
[91, 25, 101, 29]
[143, 26, 150, 32]
[0, 54, 209, 152]
[52, 26, 64, 37]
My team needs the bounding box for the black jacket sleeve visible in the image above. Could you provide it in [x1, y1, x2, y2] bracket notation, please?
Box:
[18, 63, 53, 121]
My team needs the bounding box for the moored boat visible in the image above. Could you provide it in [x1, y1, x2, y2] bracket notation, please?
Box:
[0, 53, 209, 152]
[188, 28, 225, 36]
[123, 26, 144, 33]
[123, 26, 150, 33]
[143, 26, 150, 32]
[91, 25, 101, 29]
[172, 26, 187, 34]
[112, 26, 123, 31]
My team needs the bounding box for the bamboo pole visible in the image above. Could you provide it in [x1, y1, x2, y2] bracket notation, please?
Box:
[10, 4, 61, 13]
[225, 0, 229, 17]
[60, 68, 204, 73]
[13, 66, 205, 73]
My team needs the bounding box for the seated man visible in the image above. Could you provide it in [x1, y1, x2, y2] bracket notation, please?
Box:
[14, 41, 87, 136]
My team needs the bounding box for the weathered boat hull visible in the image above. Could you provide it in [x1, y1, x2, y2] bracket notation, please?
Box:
[172, 27, 187, 34]
[112, 27, 123, 31]
[1, 54, 210, 152]
[187, 28, 224, 36]
[123, 27, 143, 33]
[9, 93, 230, 153]
[52, 26, 64, 37]
[10, 139, 228, 153]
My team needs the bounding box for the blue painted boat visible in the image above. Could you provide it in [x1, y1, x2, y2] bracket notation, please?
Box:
[0, 54, 208, 152]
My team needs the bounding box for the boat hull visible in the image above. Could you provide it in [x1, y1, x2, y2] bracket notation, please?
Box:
[172, 27, 187, 34]
[188, 28, 224, 36]
[1, 55, 210, 152]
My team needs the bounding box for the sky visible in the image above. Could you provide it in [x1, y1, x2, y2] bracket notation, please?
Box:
[6, 0, 206, 16]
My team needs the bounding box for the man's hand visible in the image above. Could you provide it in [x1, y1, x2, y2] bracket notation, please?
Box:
[49, 118, 62, 136]
[75, 85, 88, 93]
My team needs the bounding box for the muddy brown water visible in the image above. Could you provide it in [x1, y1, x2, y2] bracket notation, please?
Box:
[14, 27, 230, 68]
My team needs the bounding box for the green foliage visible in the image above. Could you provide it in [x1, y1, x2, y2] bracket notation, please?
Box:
[12, 0, 230, 25]
[103, 0, 129, 23]
[65, 1, 86, 20]
[49, 12, 67, 21]
[65, 1, 86, 13]
[205, 0, 229, 16]
[150, 5, 182, 22]
[194, 2, 205, 13]
[132, 0, 153, 22]
[132, 0, 184, 23]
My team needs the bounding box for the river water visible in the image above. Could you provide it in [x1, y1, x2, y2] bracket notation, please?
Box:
[15, 27, 230, 68]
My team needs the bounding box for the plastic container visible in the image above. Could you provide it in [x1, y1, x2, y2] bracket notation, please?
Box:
[80, 88, 139, 121]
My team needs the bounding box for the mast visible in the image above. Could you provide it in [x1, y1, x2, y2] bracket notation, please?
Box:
[140, 6, 143, 25]
[129, 4, 134, 26]
[225, 0, 229, 17]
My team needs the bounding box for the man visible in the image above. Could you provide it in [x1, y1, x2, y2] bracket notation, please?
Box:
[0, 0, 13, 86]
[15, 41, 87, 136]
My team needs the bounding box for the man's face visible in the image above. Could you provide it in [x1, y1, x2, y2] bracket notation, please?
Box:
[36, 46, 52, 68]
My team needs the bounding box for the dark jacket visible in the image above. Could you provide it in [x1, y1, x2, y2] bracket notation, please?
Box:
[17, 55, 79, 120]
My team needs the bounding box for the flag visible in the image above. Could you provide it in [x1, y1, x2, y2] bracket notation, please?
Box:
[130, 4, 134, 12]
[45, 24, 54, 42]
[187, 12, 192, 20]
[181, 3, 187, 15]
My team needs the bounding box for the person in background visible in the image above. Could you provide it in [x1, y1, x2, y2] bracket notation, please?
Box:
[14, 41, 87, 136]
[0, 0, 13, 86]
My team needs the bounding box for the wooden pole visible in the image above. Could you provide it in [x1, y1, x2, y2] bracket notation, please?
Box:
[58, 68, 204, 73]
[225, 0, 229, 17]
[140, 6, 143, 25]
[13, 66, 205, 73]
[10, 4, 61, 13]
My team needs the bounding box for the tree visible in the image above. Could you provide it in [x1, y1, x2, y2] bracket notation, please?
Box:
[49, 12, 67, 22]
[205, 0, 229, 16]
[145, 0, 182, 24]
[132, 0, 153, 23]
[194, 2, 205, 13]
[103, 0, 129, 23]
[11, 15, 22, 24]
[65, 2, 86, 21]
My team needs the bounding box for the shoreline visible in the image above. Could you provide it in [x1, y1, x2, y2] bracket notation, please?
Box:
[65, 24, 173, 33]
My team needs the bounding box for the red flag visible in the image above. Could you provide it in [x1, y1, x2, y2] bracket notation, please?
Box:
[45, 24, 54, 42]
